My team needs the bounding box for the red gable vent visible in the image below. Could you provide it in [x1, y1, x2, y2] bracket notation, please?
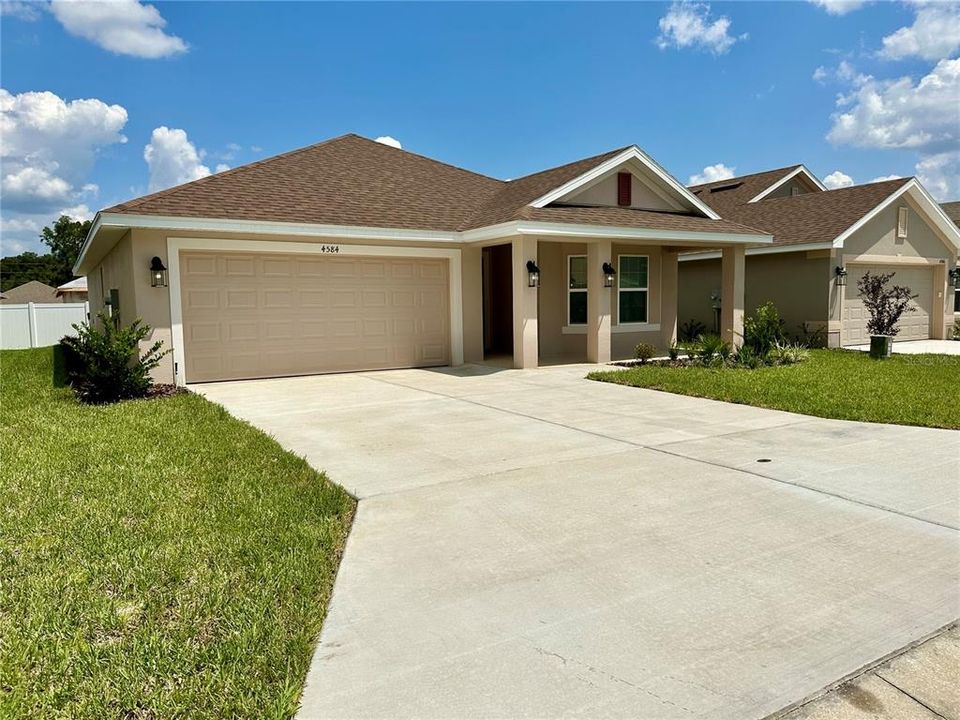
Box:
[617, 172, 632, 206]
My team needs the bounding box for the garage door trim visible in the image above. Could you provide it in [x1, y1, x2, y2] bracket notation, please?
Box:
[167, 237, 463, 385]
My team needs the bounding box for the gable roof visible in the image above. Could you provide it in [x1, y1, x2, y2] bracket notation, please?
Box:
[0, 280, 58, 304]
[941, 201, 960, 229]
[689, 165, 804, 217]
[700, 178, 912, 249]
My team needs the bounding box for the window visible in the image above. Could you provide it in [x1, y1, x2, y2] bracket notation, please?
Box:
[955, 288, 960, 313]
[567, 255, 587, 325]
[897, 206, 909, 239]
[618, 255, 648, 324]
[790, 185, 801, 197]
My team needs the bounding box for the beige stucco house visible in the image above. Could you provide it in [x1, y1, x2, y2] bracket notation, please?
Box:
[679, 166, 960, 347]
[73, 134, 771, 385]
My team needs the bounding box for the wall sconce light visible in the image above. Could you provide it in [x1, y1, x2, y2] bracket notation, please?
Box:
[949, 268, 959, 287]
[150, 256, 168, 288]
[834, 266, 847, 287]
[602, 262, 616, 288]
[526, 260, 540, 288]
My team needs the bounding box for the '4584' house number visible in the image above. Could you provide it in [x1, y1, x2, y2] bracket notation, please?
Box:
[319, 244, 341, 254]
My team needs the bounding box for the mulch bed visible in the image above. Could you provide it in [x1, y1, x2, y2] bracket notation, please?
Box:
[144, 384, 189, 400]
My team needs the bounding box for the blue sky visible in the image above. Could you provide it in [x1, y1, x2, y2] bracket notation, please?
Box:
[2, 0, 958, 255]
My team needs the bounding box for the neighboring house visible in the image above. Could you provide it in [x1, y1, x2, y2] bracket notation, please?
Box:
[56, 277, 89, 303]
[73, 134, 770, 385]
[679, 166, 960, 347]
[0, 280, 59, 304]
[942, 201, 960, 314]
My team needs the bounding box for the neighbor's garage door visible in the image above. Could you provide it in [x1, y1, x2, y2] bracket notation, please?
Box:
[180, 251, 449, 382]
[841, 264, 933, 346]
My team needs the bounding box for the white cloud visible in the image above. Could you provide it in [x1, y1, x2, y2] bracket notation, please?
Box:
[0, 88, 127, 213]
[808, 0, 867, 16]
[0, 1, 43, 20]
[827, 58, 960, 151]
[869, 174, 903, 183]
[915, 151, 959, 201]
[375, 135, 402, 149]
[813, 66, 829, 83]
[880, 3, 960, 61]
[144, 126, 214, 192]
[214, 163, 230, 173]
[689, 163, 736, 185]
[656, 2, 745, 55]
[49, 0, 187, 59]
[58, 203, 94, 222]
[823, 170, 854, 189]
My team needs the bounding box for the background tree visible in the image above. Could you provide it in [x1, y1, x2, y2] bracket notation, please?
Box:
[0, 216, 91, 291]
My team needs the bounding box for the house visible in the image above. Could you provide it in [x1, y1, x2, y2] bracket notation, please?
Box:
[678, 166, 960, 347]
[0, 280, 59, 304]
[943, 202, 960, 313]
[73, 134, 770, 384]
[56, 277, 89, 303]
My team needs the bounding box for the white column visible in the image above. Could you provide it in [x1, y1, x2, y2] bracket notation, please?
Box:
[660, 249, 678, 348]
[587, 240, 612, 364]
[512, 237, 539, 369]
[721, 245, 745, 347]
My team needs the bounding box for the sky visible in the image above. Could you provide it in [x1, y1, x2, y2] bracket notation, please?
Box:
[1, 0, 959, 256]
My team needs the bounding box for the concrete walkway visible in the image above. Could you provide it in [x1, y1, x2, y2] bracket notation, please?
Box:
[194, 364, 960, 719]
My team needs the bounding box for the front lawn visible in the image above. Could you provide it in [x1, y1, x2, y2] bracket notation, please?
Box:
[590, 349, 960, 429]
[0, 347, 355, 719]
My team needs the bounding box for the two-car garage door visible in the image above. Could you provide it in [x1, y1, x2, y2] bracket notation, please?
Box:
[180, 251, 450, 382]
[841, 264, 933, 346]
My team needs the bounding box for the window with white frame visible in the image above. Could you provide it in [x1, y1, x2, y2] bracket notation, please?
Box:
[618, 255, 649, 324]
[897, 206, 909, 239]
[567, 255, 587, 325]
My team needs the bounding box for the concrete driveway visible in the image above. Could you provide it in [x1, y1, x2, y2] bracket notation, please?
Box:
[194, 364, 960, 719]
[849, 339, 960, 355]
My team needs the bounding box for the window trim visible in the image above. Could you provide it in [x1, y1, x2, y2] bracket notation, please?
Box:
[567, 254, 588, 326]
[897, 206, 909, 239]
[617, 254, 649, 325]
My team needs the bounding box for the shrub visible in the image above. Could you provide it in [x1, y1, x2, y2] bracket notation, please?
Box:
[744, 302, 787, 356]
[679, 319, 706, 342]
[60, 312, 170, 404]
[952, 318, 960, 341]
[667, 343, 681, 361]
[857, 271, 916, 336]
[734, 345, 763, 369]
[634, 342, 657, 364]
[769, 341, 810, 365]
[696, 334, 730, 366]
[796, 322, 827, 349]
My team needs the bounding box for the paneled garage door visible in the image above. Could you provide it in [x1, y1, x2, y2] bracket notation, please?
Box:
[841, 264, 933, 346]
[180, 251, 450, 382]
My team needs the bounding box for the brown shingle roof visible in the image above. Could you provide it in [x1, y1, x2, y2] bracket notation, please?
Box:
[689, 165, 803, 217]
[0, 280, 58, 304]
[102, 134, 768, 238]
[704, 178, 912, 248]
[941, 201, 960, 229]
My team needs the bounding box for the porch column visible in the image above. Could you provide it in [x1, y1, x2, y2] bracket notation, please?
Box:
[721, 245, 745, 347]
[587, 240, 612, 364]
[660, 248, 678, 348]
[512, 236, 539, 369]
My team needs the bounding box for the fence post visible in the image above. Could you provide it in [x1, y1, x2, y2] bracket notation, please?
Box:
[27, 302, 39, 348]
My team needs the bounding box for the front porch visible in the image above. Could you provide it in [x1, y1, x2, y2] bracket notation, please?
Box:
[465, 236, 747, 369]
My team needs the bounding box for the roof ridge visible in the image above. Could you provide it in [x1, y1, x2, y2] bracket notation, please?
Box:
[689, 164, 802, 190]
[353, 135, 505, 184]
[508, 145, 633, 185]
[750, 176, 911, 204]
[109, 133, 359, 212]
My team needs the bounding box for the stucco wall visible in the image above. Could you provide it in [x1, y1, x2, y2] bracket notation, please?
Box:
[88, 231, 136, 326]
[564, 174, 676, 212]
[679, 251, 829, 340]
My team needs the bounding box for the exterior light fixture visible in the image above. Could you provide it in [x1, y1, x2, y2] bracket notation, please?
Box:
[949, 268, 960, 287]
[150, 256, 168, 288]
[526, 260, 540, 288]
[834, 266, 847, 287]
[602, 262, 616, 288]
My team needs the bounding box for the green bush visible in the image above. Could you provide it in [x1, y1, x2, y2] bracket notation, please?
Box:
[734, 345, 763, 369]
[60, 312, 170, 404]
[952, 318, 960, 340]
[667, 343, 681, 361]
[696, 334, 730, 366]
[634, 342, 657, 364]
[679, 319, 706, 342]
[768, 341, 810, 365]
[744, 302, 787, 356]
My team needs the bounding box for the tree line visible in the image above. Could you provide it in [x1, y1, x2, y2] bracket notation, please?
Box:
[1, 216, 91, 292]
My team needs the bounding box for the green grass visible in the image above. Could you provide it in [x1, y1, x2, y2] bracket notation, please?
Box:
[0, 347, 355, 719]
[589, 349, 960, 429]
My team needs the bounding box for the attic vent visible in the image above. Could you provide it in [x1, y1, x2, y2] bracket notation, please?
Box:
[709, 182, 743, 193]
[617, 172, 631, 206]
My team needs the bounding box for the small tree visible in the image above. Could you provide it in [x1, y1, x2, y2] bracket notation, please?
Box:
[60, 312, 170, 404]
[744, 302, 787, 357]
[857, 271, 916, 337]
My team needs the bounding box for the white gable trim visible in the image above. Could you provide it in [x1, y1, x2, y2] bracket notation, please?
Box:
[528, 147, 722, 220]
[832, 179, 960, 252]
[748, 165, 827, 203]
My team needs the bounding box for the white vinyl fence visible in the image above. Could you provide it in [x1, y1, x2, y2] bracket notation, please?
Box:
[0, 302, 89, 349]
